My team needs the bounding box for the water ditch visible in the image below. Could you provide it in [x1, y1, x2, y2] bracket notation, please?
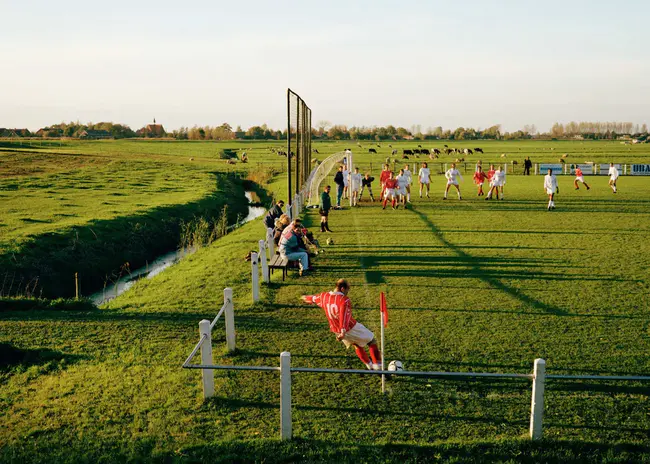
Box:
[90, 192, 266, 305]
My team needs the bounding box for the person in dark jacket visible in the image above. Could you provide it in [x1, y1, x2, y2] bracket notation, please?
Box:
[360, 173, 375, 201]
[320, 185, 332, 232]
[264, 200, 285, 230]
[334, 165, 345, 206]
[524, 157, 533, 176]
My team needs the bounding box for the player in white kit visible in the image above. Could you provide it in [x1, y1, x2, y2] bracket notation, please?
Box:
[543, 168, 558, 210]
[418, 162, 431, 198]
[402, 164, 413, 202]
[608, 163, 619, 193]
[349, 167, 362, 206]
[444, 163, 463, 200]
[342, 164, 350, 199]
[396, 168, 410, 207]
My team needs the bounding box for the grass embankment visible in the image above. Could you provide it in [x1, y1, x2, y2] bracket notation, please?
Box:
[1, 169, 649, 462]
[0, 148, 260, 298]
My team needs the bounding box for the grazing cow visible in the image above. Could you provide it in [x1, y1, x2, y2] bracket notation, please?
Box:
[377, 144, 381, 148]
[444, 144, 448, 148]
[391, 149, 398, 155]
[417, 144, 422, 148]
[413, 149, 421, 154]
[500, 153, 507, 158]
[388, 144, 392, 148]
[402, 155, 409, 160]
[429, 153, 439, 160]
[403, 149, 413, 155]
[559, 158, 565, 164]
[463, 148, 473, 155]
[561, 153, 568, 158]
[474, 148, 483, 154]
[278, 150, 287, 157]
[433, 148, 441, 155]
[512, 160, 518, 165]
[312, 148, 319, 154]
[445, 148, 453, 155]
[421, 149, 430, 155]
[369, 148, 377, 154]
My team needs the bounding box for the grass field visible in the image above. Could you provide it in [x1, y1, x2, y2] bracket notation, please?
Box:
[1, 139, 649, 462]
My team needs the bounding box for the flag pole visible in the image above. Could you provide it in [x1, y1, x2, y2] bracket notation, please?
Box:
[380, 293, 385, 394]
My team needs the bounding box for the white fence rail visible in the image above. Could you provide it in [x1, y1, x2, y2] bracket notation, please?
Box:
[181, 348, 650, 442]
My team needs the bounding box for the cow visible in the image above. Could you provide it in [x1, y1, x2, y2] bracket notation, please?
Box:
[391, 149, 398, 155]
[444, 144, 448, 148]
[463, 148, 473, 155]
[417, 144, 422, 148]
[369, 148, 377, 154]
[403, 149, 413, 155]
[312, 148, 319, 154]
[474, 148, 483, 154]
[413, 149, 421, 154]
[421, 149, 430, 155]
[445, 148, 453, 156]
[402, 155, 409, 160]
[433, 148, 441, 155]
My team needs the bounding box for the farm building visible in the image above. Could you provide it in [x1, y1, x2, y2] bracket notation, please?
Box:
[78, 130, 113, 139]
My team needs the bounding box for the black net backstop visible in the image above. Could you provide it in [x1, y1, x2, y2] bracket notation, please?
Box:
[287, 89, 312, 206]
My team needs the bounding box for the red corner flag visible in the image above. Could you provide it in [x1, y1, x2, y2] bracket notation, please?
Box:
[380, 292, 388, 327]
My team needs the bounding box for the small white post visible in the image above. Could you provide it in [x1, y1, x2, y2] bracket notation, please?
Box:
[199, 319, 214, 399]
[529, 358, 546, 440]
[534, 163, 539, 175]
[280, 351, 292, 440]
[251, 252, 260, 302]
[224, 288, 235, 352]
[266, 228, 275, 257]
[259, 239, 269, 283]
[624, 164, 627, 175]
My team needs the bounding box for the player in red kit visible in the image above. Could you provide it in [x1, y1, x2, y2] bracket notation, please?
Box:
[379, 164, 392, 199]
[473, 165, 488, 196]
[301, 279, 381, 370]
[382, 172, 399, 210]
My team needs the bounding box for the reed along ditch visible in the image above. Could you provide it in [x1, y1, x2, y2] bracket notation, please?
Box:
[1, 173, 267, 300]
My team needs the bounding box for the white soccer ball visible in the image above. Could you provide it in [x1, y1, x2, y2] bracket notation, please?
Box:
[387, 360, 403, 372]
[326, 238, 334, 245]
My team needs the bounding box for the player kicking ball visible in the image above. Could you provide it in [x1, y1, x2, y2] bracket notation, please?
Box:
[573, 166, 590, 190]
[543, 168, 558, 210]
[382, 171, 399, 210]
[443, 163, 463, 200]
[301, 279, 381, 370]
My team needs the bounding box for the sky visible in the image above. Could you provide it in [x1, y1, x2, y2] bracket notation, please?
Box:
[1, 0, 649, 132]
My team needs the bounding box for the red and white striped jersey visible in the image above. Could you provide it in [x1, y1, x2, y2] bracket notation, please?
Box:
[303, 291, 356, 334]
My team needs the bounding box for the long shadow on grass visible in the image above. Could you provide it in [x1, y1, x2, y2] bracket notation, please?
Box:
[0, 342, 87, 377]
[408, 206, 567, 316]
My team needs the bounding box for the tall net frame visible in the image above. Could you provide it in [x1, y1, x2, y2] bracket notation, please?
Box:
[287, 89, 312, 208]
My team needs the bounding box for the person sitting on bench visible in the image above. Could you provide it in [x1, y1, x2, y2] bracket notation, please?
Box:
[278, 218, 310, 276]
[273, 214, 291, 247]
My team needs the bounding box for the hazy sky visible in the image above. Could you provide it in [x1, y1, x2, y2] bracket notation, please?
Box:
[1, 0, 648, 132]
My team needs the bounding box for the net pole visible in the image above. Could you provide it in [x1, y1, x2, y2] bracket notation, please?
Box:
[381, 305, 385, 394]
[287, 89, 292, 215]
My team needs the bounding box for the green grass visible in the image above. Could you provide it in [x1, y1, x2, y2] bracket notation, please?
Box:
[1, 139, 649, 462]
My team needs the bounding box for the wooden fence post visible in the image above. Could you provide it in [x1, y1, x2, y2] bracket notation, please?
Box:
[251, 252, 259, 302]
[259, 240, 269, 283]
[224, 288, 236, 352]
[199, 319, 214, 399]
[530, 358, 546, 440]
[280, 351, 292, 440]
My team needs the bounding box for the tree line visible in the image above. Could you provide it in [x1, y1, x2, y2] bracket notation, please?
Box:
[2, 121, 647, 140]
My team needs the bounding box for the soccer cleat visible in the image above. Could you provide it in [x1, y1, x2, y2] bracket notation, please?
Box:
[371, 363, 381, 371]
[443, 196, 447, 200]
[365, 363, 373, 370]
[575, 187, 579, 190]
[586, 186, 590, 190]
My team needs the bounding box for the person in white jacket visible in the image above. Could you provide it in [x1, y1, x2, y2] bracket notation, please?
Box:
[608, 163, 619, 193]
[349, 167, 363, 206]
[543, 168, 559, 210]
[444, 163, 463, 200]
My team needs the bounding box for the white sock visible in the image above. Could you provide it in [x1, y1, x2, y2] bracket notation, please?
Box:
[407, 193, 410, 201]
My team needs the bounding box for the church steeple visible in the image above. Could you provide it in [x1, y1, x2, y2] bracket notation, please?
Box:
[153, 117, 156, 124]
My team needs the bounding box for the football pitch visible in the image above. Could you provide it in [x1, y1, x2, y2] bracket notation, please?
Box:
[1, 141, 649, 462]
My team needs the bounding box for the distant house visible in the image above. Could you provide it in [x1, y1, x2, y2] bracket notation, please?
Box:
[79, 130, 112, 139]
[1, 128, 31, 137]
[137, 124, 166, 138]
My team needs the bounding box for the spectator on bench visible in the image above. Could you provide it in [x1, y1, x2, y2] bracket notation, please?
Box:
[273, 214, 291, 247]
[279, 218, 310, 276]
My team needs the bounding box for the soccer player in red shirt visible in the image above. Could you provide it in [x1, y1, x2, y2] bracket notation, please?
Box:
[301, 279, 381, 370]
[379, 164, 392, 200]
[382, 172, 399, 210]
[486, 164, 496, 183]
[573, 166, 591, 190]
[473, 165, 488, 196]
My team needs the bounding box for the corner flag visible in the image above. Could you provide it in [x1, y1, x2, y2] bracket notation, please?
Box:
[380, 292, 388, 327]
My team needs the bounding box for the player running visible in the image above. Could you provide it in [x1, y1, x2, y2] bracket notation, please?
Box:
[301, 279, 382, 370]
[402, 164, 413, 202]
[486, 166, 505, 200]
[473, 165, 488, 196]
[608, 163, 619, 193]
[543, 168, 559, 210]
[418, 162, 431, 198]
[396, 168, 410, 207]
[573, 165, 591, 190]
[444, 163, 463, 200]
[382, 171, 399, 210]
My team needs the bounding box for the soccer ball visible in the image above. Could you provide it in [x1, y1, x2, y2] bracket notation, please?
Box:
[387, 360, 403, 372]
[326, 238, 334, 245]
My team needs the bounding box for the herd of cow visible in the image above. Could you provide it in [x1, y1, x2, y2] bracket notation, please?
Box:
[365, 145, 484, 159]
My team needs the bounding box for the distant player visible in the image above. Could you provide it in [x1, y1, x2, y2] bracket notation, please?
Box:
[349, 167, 362, 206]
[418, 162, 431, 198]
[342, 164, 350, 199]
[608, 163, 619, 193]
[382, 171, 399, 210]
[543, 168, 558, 210]
[473, 165, 488, 196]
[444, 163, 463, 200]
[396, 168, 409, 207]
[486, 166, 505, 200]
[573, 165, 591, 190]
[402, 164, 413, 202]
[360, 173, 375, 202]
[379, 164, 392, 199]
[301, 279, 381, 370]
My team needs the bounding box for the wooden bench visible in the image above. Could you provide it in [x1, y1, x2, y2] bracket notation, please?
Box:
[269, 254, 300, 281]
